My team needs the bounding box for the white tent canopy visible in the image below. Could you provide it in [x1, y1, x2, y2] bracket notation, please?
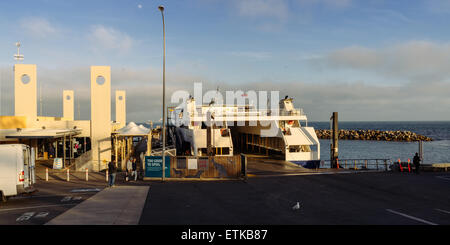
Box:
[115, 122, 150, 136]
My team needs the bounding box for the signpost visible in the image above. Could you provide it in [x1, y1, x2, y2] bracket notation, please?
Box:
[145, 156, 170, 178]
[53, 158, 63, 170]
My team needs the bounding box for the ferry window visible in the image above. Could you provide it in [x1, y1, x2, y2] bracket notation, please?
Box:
[300, 145, 311, 152]
[222, 148, 230, 155]
[289, 146, 300, 152]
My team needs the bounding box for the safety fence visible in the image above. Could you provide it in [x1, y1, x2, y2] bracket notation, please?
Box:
[144, 155, 244, 180]
[320, 159, 392, 171]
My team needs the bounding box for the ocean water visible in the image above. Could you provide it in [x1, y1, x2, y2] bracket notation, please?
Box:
[309, 121, 450, 164]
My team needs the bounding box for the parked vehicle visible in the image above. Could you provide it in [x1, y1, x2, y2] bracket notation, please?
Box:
[0, 144, 36, 202]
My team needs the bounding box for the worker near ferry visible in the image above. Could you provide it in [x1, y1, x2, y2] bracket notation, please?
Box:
[126, 157, 133, 181]
[413, 153, 421, 174]
[108, 160, 117, 187]
[131, 158, 138, 181]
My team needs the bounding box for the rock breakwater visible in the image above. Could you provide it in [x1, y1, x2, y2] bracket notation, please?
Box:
[315, 129, 432, 142]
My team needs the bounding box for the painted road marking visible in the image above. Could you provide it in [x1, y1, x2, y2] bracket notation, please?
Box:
[16, 212, 35, 222]
[34, 212, 49, 218]
[71, 188, 101, 193]
[61, 196, 72, 202]
[386, 209, 438, 225]
[0, 204, 76, 213]
[72, 196, 83, 201]
[436, 176, 450, 181]
[9, 193, 95, 200]
[435, 208, 450, 215]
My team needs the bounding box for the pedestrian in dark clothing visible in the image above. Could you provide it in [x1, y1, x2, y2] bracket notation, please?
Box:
[413, 153, 421, 174]
[108, 160, 117, 187]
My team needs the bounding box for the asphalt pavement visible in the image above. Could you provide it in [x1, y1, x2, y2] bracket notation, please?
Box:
[139, 171, 450, 225]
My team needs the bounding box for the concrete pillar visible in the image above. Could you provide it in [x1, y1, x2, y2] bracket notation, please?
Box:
[14, 64, 37, 120]
[90, 66, 111, 171]
[63, 90, 74, 121]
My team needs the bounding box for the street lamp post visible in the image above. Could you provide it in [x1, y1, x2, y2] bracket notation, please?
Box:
[158, 5, 166, 182]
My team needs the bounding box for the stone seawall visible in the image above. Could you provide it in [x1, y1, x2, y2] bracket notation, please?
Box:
[315, 129, 433, 142]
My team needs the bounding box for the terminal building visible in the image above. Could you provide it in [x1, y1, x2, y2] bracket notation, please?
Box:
[0, 64, 134, 172]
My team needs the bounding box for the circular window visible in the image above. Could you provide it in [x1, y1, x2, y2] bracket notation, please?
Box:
[96, 76, 106, 85]
[118, 96, 123, 101]
[66, 95, 71, 100]
[21, 74, 30, 84]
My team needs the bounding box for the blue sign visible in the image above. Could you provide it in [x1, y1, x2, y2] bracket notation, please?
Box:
[145, 156, 171, 178]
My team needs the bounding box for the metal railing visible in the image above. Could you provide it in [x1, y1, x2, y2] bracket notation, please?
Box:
[192, 108, 304, 117]
[320, 159, 392, 171]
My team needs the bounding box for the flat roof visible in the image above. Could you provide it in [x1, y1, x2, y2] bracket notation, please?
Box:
[2, 128, 82, 139]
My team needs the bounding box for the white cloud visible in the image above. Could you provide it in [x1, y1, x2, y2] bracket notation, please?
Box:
[426, 0, 450, 14]
[234, 0, 290, 21]
[88, 25, 134, 54]
[1, 64, 449, 121]
[296, 0, 352, 8]
[20, 17, 58, 38]
[312, 40, 450, 82]
[229, 51, 272, 60]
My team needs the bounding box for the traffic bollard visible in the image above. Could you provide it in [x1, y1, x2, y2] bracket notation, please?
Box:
[398, 159, 403, 172]
[407, 159, 411, 173]
[86, 168, 89, 181]
[46, 168, 48, 181]
[106, 170, 108, 182]
[67, 169, 70, 182]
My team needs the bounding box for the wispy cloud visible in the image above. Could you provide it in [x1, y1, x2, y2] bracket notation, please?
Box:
[296, 0, 352, 8]
[1, 63, 449, 121]
[234, 0, 290, 22]
[229, 51, 272, 60]
[426, 0, 450, 14]
[88, 25, 134, 54]
[20, 17, 58, 38]
[311, 40, 450, 83]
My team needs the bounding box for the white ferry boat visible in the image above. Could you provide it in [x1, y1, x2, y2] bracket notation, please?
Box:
[168, 96, 320, 168]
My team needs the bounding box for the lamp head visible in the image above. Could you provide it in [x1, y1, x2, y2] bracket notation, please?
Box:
[158, 5, 164, 12]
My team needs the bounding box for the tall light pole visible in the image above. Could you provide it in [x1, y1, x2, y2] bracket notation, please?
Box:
[158, 5, 166, 181]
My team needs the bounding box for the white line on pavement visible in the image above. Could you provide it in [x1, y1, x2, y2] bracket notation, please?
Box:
[16, 212, 35, 222]
[435, 208, 450, 215]
[9, 193, 94, 200]
[435, 176, 450, 181]
[0, 204, 76, 213]
[386, 209, 438, 225]
[34, 212, 50, 218]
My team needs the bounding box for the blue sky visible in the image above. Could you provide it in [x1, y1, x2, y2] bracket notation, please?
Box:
[0, 0, 449, 122]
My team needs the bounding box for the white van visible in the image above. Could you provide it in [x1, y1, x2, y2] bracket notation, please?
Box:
[0, 144, 36, 202]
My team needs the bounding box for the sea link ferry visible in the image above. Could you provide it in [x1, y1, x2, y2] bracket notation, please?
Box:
[169, 96, 320, 169]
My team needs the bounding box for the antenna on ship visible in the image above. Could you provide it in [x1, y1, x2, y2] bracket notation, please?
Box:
[14, 42, 24, 63]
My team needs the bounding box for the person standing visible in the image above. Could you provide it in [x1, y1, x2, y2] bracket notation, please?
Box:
[132, 158, 138, 181]
[126, 157, 133, 182]
[108, 160, 117, 187]
[413, 152, 421, 174]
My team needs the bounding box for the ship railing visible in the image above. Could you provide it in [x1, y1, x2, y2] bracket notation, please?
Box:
[320, 159, 392, 171]
[192, 108, 304, 118]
